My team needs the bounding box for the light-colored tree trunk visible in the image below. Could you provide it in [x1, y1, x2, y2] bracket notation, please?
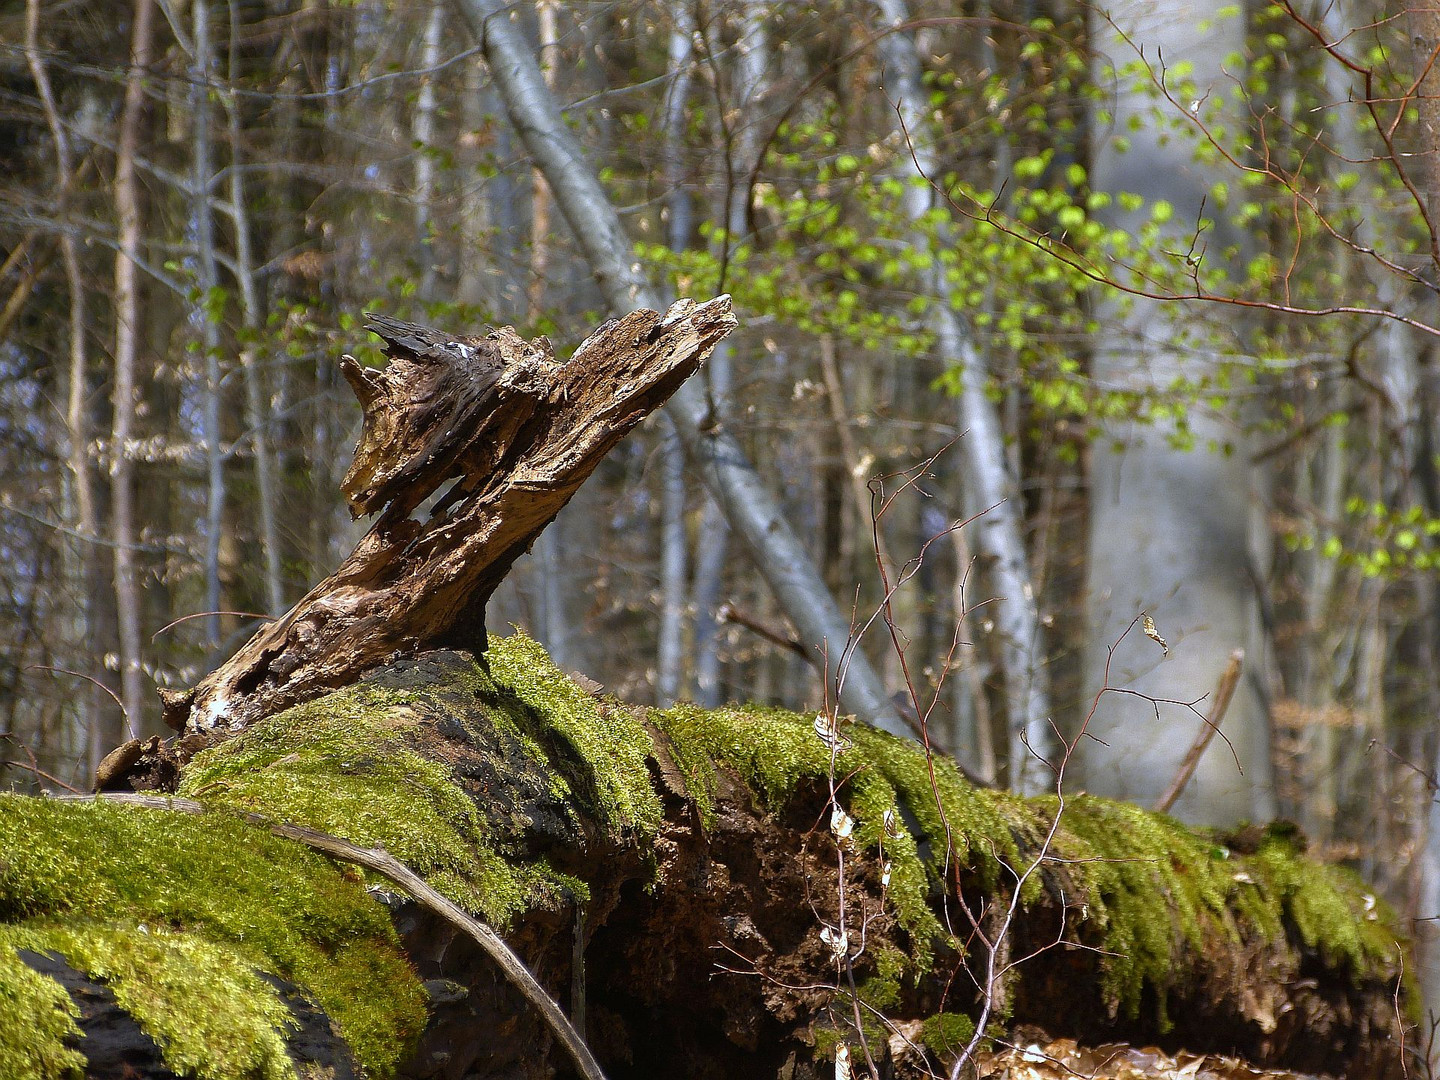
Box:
[691, 0, 769, 707]
[111, 0, 155, 737]
[192, 0, 226, 652]
[458, 76, 496, 310]
[226, 0, 284, 619]
[415, 2, 444, 299]
[526, 0, 571, 669]
[25, 0, 106, 772]
[657, 1, 698, 706]
[1391, 0, 1440, 1044]
[458, 0, 902, 732]
[1079, 0, 1273, 823]
[872, 0, 1054, 790]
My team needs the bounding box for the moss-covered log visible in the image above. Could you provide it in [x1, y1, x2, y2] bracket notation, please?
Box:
[1, 636, 1409, 1079]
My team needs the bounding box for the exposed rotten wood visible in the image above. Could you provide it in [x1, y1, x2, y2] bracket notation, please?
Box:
[159, 297, 735, 736]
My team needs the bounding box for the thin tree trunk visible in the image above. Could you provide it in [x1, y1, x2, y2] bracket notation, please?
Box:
[1394, 0, 1440, 1045]
[192, 0, 226, 651]
[657, 421, 688, 704]
[692, 0, 768, 706]
[227, 0, 284, 618]
[527, 0, 569, 668]
[25, 0, 106, 773]
[112, 0, 155, 737]
[818, 334, 896, 576]
[458, 0, 902, 731]
[656, 1, 697, 706]
[527, 0, 557, 321]
[416, 2, 444, 299]
[871, 0, 1053, 789]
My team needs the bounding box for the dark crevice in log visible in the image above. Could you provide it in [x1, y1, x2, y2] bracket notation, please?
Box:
[151, 298, 734, 742]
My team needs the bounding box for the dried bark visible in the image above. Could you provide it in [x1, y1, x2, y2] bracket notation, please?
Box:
[160, 298, 735, 735]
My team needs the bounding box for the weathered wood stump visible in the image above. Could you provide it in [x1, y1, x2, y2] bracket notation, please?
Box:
[157, 297, 734, 737]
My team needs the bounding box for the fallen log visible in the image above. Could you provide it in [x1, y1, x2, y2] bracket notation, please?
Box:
[38, 295, 1406, 1079]
[6, 644, 1410, 1079]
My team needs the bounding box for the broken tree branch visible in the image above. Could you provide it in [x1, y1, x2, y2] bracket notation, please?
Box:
[160, 298, 735, 735]
[1153, 649, 1244, 814]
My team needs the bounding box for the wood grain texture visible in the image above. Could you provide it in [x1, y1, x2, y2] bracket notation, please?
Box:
[162, 297, 734, 735]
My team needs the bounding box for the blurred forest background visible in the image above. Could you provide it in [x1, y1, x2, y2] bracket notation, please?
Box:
[7, 0, 1440, 1026]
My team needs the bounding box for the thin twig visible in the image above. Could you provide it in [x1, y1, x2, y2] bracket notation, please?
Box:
[151, 610, 274, 641]
[716, 602, 818, 666]
[27, 665, 128, 725]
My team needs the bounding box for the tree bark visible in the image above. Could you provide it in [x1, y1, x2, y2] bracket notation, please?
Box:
[193, 0, 227, 652]
[111, 0, 155, 737]
[162, 298, 735, 734]
[415, 1, 445, 300]
[527, 0, 570, 669]
[690, 0, 769, 707]
[226, 0, 285, 618]
[25, 0, 107, 774]
[457, 0, 903, 732]
[871, 0, 1054, 790]
[656, 1, 698, 706]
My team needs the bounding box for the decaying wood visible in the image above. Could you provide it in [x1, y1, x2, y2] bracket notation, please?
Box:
[160, 297, 735, 735]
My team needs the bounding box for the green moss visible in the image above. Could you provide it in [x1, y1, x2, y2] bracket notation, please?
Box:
[180, 680, 525, 921]
[487, 632, 664, 837]
[921, 1011, 976, 1059]
[812, 1020, 886, 1060]
[5, 925, 296, 1080]
[654, 703, 835, 808]
[179, 652, 596, 926]
[656, 695, 1403, 1036]
[0, 939, 82, 1080]
[654, 703, 953, 962]
[0, 796, 425, 1078]
[850, 725, 1031, 892]
[1039, 796, 1239, 1024]
[1023, 800, 1407, 1031]
[1250, 837, 1396, 975]
[856, 945, 907, 1011]
[653, 703, 1054, 971]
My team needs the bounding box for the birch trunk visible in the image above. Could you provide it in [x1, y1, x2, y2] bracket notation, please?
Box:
[192, 0, 226, 651]
[458, 0, 902, 731]
[691, 1, 769, 707]
[415, 2, 444, 300]
[527, 0, 570, 668]
[656, 1, 697, 706]
[25, 0, 106, 771]
[871, 0, 1054, 790]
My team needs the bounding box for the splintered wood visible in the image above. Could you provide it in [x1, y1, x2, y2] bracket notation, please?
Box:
[161, 297, 734, 735]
